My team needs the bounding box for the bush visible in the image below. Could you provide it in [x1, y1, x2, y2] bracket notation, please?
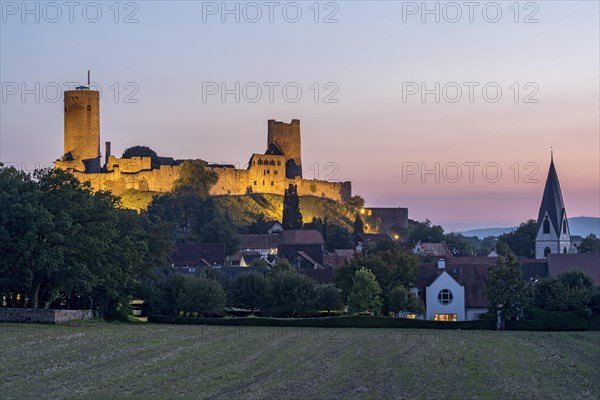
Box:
[149, 315, 496, 330]
[505, 308, 592, 331]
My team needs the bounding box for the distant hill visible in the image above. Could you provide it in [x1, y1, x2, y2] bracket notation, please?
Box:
[461, 217, 600, 238]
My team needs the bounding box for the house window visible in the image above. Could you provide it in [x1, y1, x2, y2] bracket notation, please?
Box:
[434, 314, 456, 322]
[543, 216, 550, 234]
[562, 220, 567, 234]
[544, 247, 551, 257]
[437, 289, 453, 305]
[406, 313, 417, 319]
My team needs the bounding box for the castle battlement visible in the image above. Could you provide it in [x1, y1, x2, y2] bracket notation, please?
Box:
[55, 88, 351, 204]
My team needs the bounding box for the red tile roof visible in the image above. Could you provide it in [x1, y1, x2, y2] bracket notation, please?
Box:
[279, 230, 325, 245]
[172, 243, 226, 267]
[238, 234, 281, 250]
[414, 263, 492, 308]
[547, 253, 600, 284]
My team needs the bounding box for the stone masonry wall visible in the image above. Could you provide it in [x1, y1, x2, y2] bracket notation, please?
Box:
[0, 308, 93, 324]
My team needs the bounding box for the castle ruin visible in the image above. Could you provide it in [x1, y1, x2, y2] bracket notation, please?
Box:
[55, 87, 351, 202]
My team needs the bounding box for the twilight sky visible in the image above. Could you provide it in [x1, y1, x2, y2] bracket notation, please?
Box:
[1, 1, 598, 231]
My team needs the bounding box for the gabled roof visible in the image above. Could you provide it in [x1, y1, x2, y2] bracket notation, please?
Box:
[293, 251, 324, 269]
[279, 230, 325, 245]
[415, 263, 491, 308]
[172, 243, 226, 267]
[447, 256, 497, 265]
[547, 253, 600, 284]
[353, 233, 394, 243]
[238, 234, 281, 250]
[537, 157, 568, 236]
[520, 260, 549, 281]
[265, 142, 284, 156]
[416, 242, 453, 258]
[334, 249, 356, 257]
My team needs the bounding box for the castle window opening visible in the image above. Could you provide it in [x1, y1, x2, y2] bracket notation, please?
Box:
[263, 180, 265, 185]
[271, 181, 274, 186]
[254, 181, 257, 186]
[274, 170, 278, 175]
[258, 159, 263, 165]
[277, 161, 281, 166]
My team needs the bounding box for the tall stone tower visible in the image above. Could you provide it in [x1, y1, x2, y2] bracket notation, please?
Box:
[535, 155, 571, 259]
[63, 88, 100, 172]
[267, 119, 302, 178]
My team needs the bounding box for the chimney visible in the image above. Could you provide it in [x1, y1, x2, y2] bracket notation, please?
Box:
[105, 141, 111, 167]
[437, 259, 446, 269]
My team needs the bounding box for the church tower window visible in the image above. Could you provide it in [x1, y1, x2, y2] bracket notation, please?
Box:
[543, 216, 550, 234]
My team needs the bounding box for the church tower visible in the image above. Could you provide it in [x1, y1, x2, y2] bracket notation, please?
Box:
[535, 154, 571, 259]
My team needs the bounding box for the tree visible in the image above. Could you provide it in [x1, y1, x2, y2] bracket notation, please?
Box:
[495, 240, 515, 257]
[353, 213, 364, 235]
[122, 145, 160, 168]
[196, 217, 240, 256]
[181, 275, 227, 317]
[347, 267, 382, 315]
[282, 184, 303, 230]
[315, 284, 342, 313]
[388, 285, 424, 317]
[578, 234, 600, 253]
[334, 249, 419, 314]
[263, 267, 316, 317]
[409, 219, 445, 243]
[325, 224, 353, 252]
[484, 255, 527, 328]
[229, 272, 267, 314]
[532, 271, 596, 313]
[347, 195, 365, 210]
[173, 160, 218, 198]
[497, 219, 537, 258]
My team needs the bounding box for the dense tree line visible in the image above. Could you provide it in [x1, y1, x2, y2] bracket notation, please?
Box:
[485, 255, 600, 327]
[0, 166, 171, 318]
[142, 261, 345, 318]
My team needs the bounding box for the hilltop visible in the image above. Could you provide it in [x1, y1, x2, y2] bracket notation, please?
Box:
[120, 190, 356, 230]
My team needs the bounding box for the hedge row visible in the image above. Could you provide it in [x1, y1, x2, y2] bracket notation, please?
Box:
[505, 309, 600, 331]
[149, 315, 496, 330]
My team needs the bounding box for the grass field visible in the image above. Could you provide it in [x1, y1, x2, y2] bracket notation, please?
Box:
[1, 322, 598, 400]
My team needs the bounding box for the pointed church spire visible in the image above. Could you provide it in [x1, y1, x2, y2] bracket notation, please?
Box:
[535, 154, 570, 258]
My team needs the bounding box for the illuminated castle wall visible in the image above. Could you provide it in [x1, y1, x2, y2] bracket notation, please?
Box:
[55, 88, 351, 202]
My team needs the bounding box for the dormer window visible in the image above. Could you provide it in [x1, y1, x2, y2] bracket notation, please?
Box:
[543, 216, 550, 234]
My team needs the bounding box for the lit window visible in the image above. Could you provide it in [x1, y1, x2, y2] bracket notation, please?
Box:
[406, 313, 417, 319]
[434, 314, 456, 321]
[437, 289, 453, 305]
